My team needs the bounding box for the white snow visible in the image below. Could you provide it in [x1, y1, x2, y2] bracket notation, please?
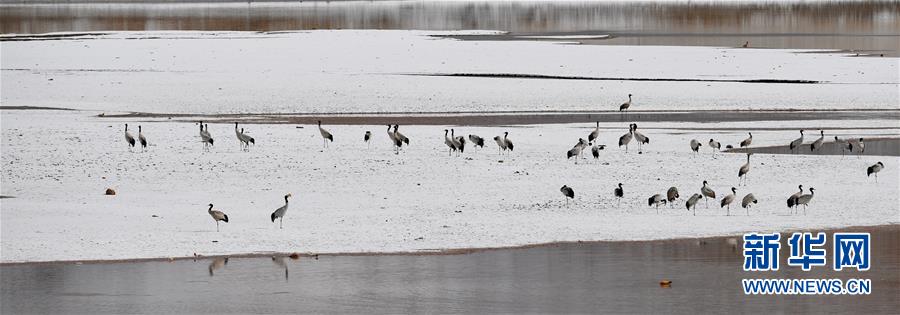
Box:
[1, 30, 897, 114]
[1, 109, 897, 263]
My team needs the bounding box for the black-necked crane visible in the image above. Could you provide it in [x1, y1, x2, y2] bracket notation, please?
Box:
[810, 130, 824, 152]
[588, 121, 601, 142]
[738, 153, 752, 186]
[742, 41, 749, 48]
[494, 132, 513, 155]
[708, 139, 721, 157]
[690, 139, 702, 157]
[721, 187, 737, 215]
[666, 187, 679, 206]
[239, 128, 255, 151]
[787, 185, 804, 214]
[207, 203, 229, 232]
[789, 129, 804, 154]
[270, 193, 292, 229]
[393, 125, 409, 147]
[504, 132, 514, 152]
[468, 135, 485, 147]
[468, 134, 485, 152]
[631, 124, 649, 152]
[686, 193, 702, 216]
[740, 132, 753, 147]
[614, 183, 624, 207]
[619, 94, 633, 118]
[618, 124, 633, 152]
[234, 122, 242, 149]
[444, 129, 457, 156]
[451, 129, 466, 155]
[796, 187, 815, 215]
[701, 180, 716, 207]
[648, 194, 666, 213]
[560, 185, 575, 207]
[850, 138, 865, 158]
[741, 193, 758, 215]
[387, 125, 401, 154]
[317, 121, 333, 148]
[124, 124, 136, 151]
[364, 131, 371, 149]
[138, 126, 148, 152]
[200, 122, 213, 150]
[493, 135, 507, 154]
[567, 138, 587, 163]
[590, 142, 605, 160]
[834, 136, 851, 157]
[867, 161, 884, 182]
[235, 123, 254, 151]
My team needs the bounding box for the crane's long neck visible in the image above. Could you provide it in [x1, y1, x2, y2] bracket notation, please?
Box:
[208, 204, 214, 212]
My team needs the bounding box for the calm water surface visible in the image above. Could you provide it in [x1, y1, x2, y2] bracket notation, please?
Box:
[1, 1, 898, 53]
[2, 227, 898, 313]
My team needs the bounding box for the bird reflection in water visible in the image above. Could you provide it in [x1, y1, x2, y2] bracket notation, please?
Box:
[208, 257, 228, 277]
[272, 256, 289, 281]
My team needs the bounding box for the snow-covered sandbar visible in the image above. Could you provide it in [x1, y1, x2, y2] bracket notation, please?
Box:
[1, 30, 898, 263]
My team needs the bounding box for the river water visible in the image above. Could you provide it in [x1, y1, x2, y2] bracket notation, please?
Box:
[2, 1, 898, 54]
[2, 226, 898, 313]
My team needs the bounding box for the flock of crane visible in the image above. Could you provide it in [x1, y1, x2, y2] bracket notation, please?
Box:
[120, 96, 886, 232]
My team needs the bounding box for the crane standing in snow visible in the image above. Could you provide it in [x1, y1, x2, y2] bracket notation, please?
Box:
[690, 139, 702, 157]
[796, 187, 815, 215]
[588, 121, 601, 143]
[787, 185, 804, 214]
[560, 185, 575, 207]
[270, 193, 292, 229]
[738, 153, 752, 186]
[468, 134, 485, 152]
[631, 123, 649, 152]
[614, 183, 624, 207]
[199, 122, 214, 150]
[741, 193, 758, 215]
[124, 124, 136, 151]
[318, 121, 333, 148]
[207, 203, 229, 232]
[619, 124, 633, 152]
[235, 122, 254, 151]
[701, 180, 716, 208]
[708, 139, 721, 157]
[721, 187, 737, 215]
[494, 132, 514, 155]
[138, 126, 148, 152]
[686, 193, 702, 216]
[387, 125, 402, 154]
[867, 161, 884, 182]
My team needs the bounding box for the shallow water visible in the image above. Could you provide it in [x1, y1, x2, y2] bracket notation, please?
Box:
[2, 1, 898, 54]
[729, 137, 900, 157]
[2, 226, 898, 313]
